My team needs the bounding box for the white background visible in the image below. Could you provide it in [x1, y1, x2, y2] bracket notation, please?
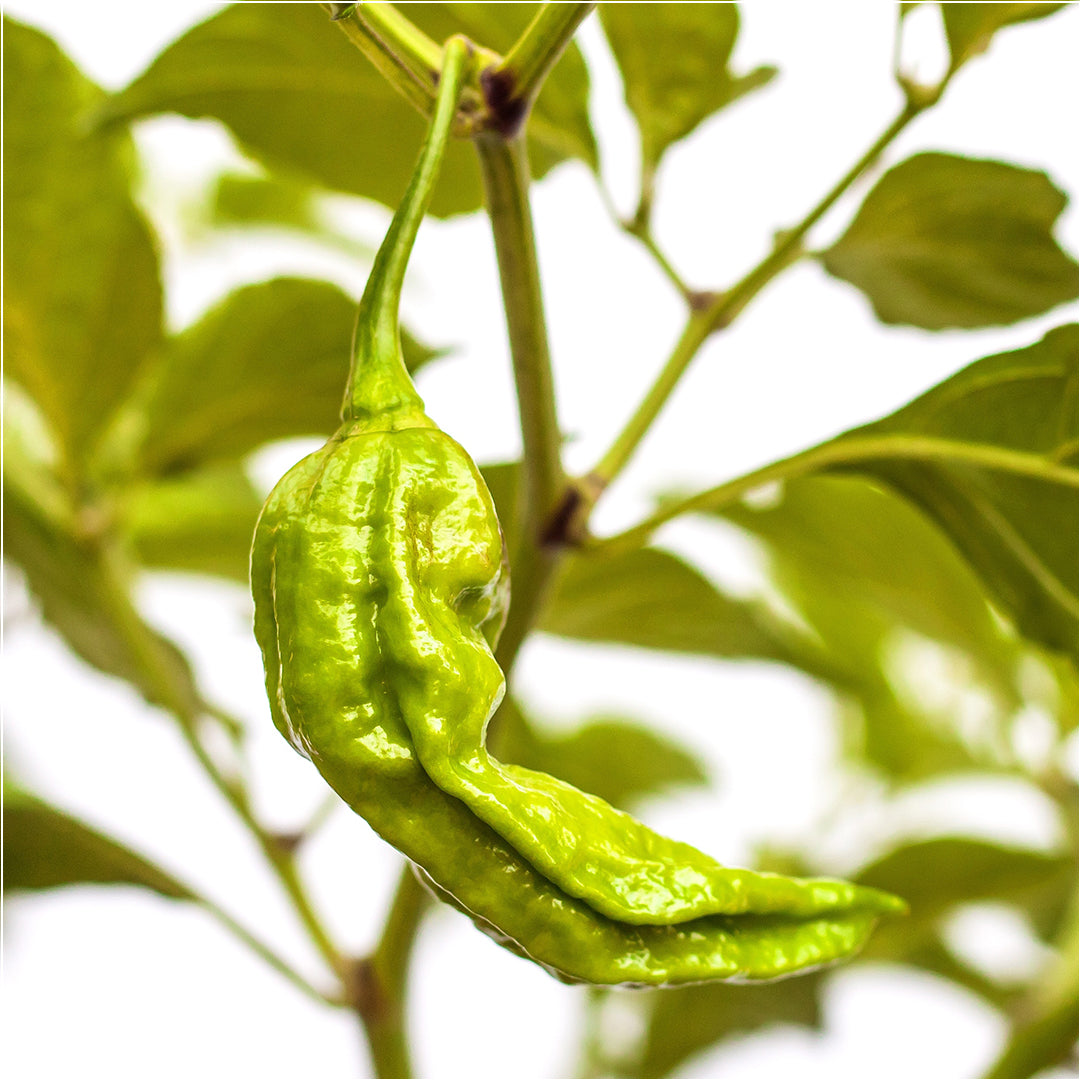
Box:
[3, 2, 1078, 1078]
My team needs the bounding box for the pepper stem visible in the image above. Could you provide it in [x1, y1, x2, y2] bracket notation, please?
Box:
[344, 35, 470, 424]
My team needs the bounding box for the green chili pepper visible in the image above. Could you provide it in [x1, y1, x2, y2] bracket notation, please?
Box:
[251, 34, 904, 986]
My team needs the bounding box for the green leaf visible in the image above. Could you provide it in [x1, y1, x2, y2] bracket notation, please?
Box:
[629, 975, 823, 1078]
[940, 3, 1069, 69]
[205, 172, 378, 260]
[855, 838, 1077, 998]
[839, 324, 1078, 657]
[2, 446, 202, 716]
[821, 153, 1078, 329]
[896, 937, 1021, 1009]
[600, 3, 776, 175]
[104, 3, 595, 218]
[539, 546, 811, 665]
[3, 17, 163, 471]
[850, 683, 995, 784]
[787, 837, 1080, 1043]
[122, 460, 265, 582]
[723, 474, 1015, 678]
[598, 2, 774, 171]
[497, 697, 707, 812]
[857, 837, 1073, 931]
[3, 778, 193, 899]
[718, 474, 1026, 780]
[209, 172, 322, 233]
[479, 461, 522, 556]
[108, 277, 439, 477]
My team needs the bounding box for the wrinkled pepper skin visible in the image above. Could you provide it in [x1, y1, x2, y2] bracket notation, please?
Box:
[251, 409, 902, 985]
[250, 34, 903, 987]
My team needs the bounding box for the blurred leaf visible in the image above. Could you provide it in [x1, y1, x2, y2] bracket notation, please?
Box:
[4, 778, 193, 899]
[204, 173, 378, 264]
[108, 277, 439, 476]
[893, 937, 1019, 1009]
[539, 546, 814, 666]
[838, 324, 1078, 657]
[717, 474, 1025, 780]
[3, 449, 202, 716]
[858, 837, 1073, 923]
[498, 697, 707, 812]
[940, 3, 1069, 69]
[857, 838, 1076, 974]
[599, 3, 775, 176]
[821, 153, 1077, 329]
[848, 681, 996, 783]
[765, 837, 1077, 1026]
[628, 975, 823, 1078]
[3, 17, 163, 470]
[210, 172, 321, 232]
[479, 461, 522, 556]
[104, 3, 595, 218]
[855, 838, 1077, 1046]
[722, 474, 1015, 682]
[1048, 653, 1080, 733]
[122, 461, 264, 582]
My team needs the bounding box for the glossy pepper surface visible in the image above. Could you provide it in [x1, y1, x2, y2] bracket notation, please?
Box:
[251, 36, 904, 986]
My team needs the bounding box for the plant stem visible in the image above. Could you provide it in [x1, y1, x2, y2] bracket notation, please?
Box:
[356, 866, 430, 1079]
[634, 159, 658, 233]
[596, 181, 695, 304]
[583, 96, 927, 502]
[94, 540, 346, 980]
[298, 792, 343, 845]
[623, 217, 694, 300]
[702, 99, 923, 333]
[579, 987, 616, 1078]
[172, 716, 345, 976]
[476, 133, 568, 662]
[360, 2, 443, 77]
[197, 896, 339, 1007]
[348, 866, 429, 1078]
[322, 2, 435, 116]
[491, 3, 596, 120]
[590, 311, 712, 489]
[340, 1, 442, 95]
[595, 433, 1080, 556]
[476, 134, 566, 531]
[345, 36, 469, 424]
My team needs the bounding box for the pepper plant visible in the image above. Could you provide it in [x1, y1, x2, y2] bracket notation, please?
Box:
[3, 4, 1077, 1079]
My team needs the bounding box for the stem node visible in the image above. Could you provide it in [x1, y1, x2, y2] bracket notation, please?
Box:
[480, 65, 530, 139]
[539, 475, 601, 549]
[344, 956, 383, 1021]
[689, 289, 721, 314]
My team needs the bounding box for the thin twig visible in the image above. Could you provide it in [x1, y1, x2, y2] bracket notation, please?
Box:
[581, 95, 931, 505]
[595, 434, 1080, 557]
